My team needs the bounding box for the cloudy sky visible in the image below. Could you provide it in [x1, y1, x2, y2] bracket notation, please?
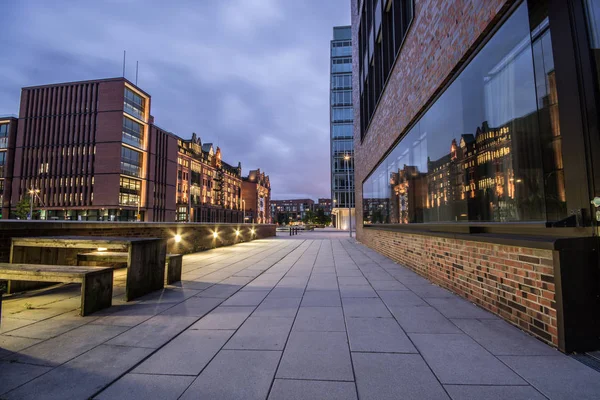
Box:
[0, 0, 351, 200]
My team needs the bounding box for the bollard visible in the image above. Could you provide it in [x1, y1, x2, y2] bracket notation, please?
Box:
[289, 226, 292, 236]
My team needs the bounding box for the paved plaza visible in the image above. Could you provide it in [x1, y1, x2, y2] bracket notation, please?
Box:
[1, 230, 600, 399]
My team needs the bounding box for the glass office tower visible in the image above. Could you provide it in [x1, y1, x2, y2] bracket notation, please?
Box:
[330, 25, 355, 230]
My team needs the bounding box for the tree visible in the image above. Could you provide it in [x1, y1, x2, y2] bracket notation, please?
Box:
[302, 210, 315, 224]
[276, 213, 286, 226]
[14, 195, 34, 220]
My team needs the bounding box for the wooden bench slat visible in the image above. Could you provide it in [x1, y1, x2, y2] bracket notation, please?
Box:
[0, 263, 112, 277]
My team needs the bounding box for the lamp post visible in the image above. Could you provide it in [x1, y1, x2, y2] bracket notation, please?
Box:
[344, 154, 352, 238]
[242, 198, 246, 224]
[28, 188, 40, 220]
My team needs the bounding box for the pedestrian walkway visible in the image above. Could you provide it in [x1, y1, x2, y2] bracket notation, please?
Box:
[1, 233, 600, 399]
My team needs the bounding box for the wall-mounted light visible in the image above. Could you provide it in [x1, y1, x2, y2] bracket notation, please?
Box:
[213, 231, 218, 239]
[97, 247, 107, 252]
[250, 228, 256, 235]
[174, 234, 182, 243]
[235, 230, 240, 236]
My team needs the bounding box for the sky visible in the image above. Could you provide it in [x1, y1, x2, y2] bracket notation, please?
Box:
[0, 0, 351, 200]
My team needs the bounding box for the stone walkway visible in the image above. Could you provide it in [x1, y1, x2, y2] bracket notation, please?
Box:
[1, 231, 600, 399]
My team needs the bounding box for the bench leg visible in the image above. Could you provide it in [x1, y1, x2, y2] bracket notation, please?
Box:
[81, 270, 113, 316]
[165, 257, 183, 285]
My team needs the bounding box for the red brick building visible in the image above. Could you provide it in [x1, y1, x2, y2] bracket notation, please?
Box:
[4, 77, 252, 223]
[242, 169, 271, 224]
[0, 116, 17, 219]
[353, 0, 600, 352]
[176, 133, 243, 223]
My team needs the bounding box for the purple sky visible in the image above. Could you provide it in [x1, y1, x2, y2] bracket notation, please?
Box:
[0, 0, 351, 200]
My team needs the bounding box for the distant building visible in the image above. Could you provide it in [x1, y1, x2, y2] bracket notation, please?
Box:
[0, 116, 17, 219]
[316, 198, 332, 216]
[330, 25, 355, 230]
[270, 199, 314, 224]
[242, 169, 271, 224]
[2, 77, 253, 223]
[176, 133, 243, 223]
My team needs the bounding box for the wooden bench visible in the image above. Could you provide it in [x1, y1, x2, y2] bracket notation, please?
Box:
[11, 236, 167, 301]
[77, 252, 183, 285]
[0, 263, 113, 316]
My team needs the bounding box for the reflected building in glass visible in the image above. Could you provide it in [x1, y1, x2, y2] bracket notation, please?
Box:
[330, 25, 355, 230]
[353, 0, 600, 352]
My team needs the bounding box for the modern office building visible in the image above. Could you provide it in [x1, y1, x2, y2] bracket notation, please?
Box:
[176, 133, 243, 223]
[242, 169, 271, 224]
[353, 0, 600, 352]
[330, 25, 355, 230]
[0, 116, 17, 219]
[3, 77, 258, 223]
[271, 199, 314, 225]
[11, 78, 176, 221]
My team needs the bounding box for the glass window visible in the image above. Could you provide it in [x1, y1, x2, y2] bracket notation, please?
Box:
[332, 124, 353, 138]
[331, 90, 353, 106]
[121, 146, 143, 177]
[362, 2, 566, 225]
[332, 57, 352, 73]
[332, 107, 353, 122]
[122, 117, 144, 149]
[124, 87, 146, 121]
[119, 177, 141, 206]
[0, 124, 8, 149]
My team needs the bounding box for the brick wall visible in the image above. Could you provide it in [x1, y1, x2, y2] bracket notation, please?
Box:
[0, 221, 276, 262]
[362, 228, 558, 347]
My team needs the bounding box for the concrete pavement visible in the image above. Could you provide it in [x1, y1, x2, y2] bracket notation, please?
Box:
[1, 231, 600, 399]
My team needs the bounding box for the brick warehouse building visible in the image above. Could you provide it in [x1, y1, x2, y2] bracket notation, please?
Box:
[3, 77, 261, 223]
[353, 0, 600, 352]
[242, 169, 271, 224]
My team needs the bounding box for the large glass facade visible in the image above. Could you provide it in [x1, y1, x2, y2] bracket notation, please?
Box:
[331, 26, 355, 211]
[363, 2, 566, 225]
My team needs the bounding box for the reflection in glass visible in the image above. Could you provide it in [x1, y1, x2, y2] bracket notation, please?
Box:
[362, 3, 566, 225]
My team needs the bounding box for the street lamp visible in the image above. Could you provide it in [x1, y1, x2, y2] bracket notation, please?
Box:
[28, 188, 40, 220]
[344, 154, 352, 238]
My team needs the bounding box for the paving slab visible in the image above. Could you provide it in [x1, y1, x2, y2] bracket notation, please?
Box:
[95, 374, 194, 400]
[268, 379, 357, 400]
[133, 329, 234, 375]
[425, 297, 498, 319]
[301, 290, 341, 307]
[342, 297, 392, 318]
[339, 285, 378, 298]
[353, 352, 449, 400]
[253, 297, 301, 317]
[0, 334, 42, 358]
[389, 305, 461, 334]
[378, 290, 428, 307]
[444, 385, 546, 400]
[452, 318, 557, 356]
[221, 290, 270, 306]
[162, 296, 224, 317]
[410, 333, 526, 385]
[181, 350, 280, 400]
[276, 331, 353, 381]
[0, 361, 52, 395]
[190, 306, 255, 330]
[500, 355, 600, 400]
[0, 317, 36, 334]
[409, 283, 453, 298]
[6, 324, 127, 366]
[2, 312, 95, 340]
[106, 315, 198, 348]
[4, 344, 152, 400]
[293, 307, 346, 332]
[369, 280, 408, 291]
[346, 317, 416, 353]
[224, 316, 293, 350]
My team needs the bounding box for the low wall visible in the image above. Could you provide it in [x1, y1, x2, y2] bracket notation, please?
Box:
[0, 221, 276, 262]
[360, 227, 600, 353]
